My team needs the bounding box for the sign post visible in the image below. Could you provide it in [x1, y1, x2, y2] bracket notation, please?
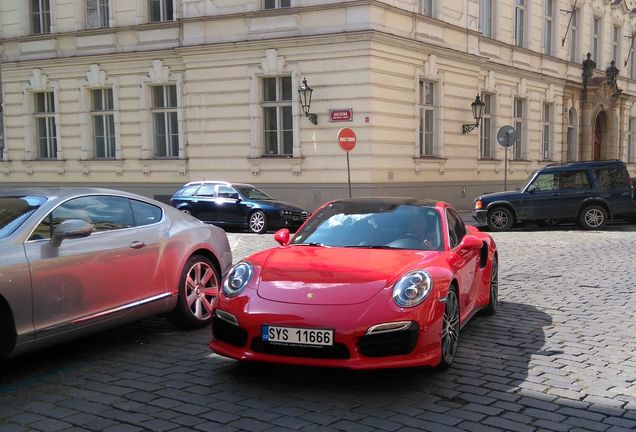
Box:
[337, 128, 357, 198]
[496, 125, 516, 191]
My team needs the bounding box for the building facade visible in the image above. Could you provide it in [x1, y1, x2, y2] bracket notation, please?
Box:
[1, 0, 635, 211]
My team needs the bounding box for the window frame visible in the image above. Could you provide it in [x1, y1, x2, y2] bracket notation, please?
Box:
[543, 0, 554, 55]
[419, 0, 434, 17]
[513, 97, 525, 160]
[542, 102, 553, 161]
[566, 108, 578, 161]
[262, 76, 293, 157]
[480, 92, 494, 159]
[515, 0, 526, 48]
[628, 117, 635, 163]
[90, 88, 116, 159]
[613, 25, 621, 66]
[34, 91, 57, 160]
[446, 208, 467, 250]
[31, 0, 51, 34]
[418, 80, 436, 157]
[148, 0, 174, 22]
[568, 8, 579, 63]
[87, 0, 110, 28]
[592, 16, 602, 63]
[151, 84, 179, 159]
[481, 0, 494, 38]
[263, 0, 291, 9]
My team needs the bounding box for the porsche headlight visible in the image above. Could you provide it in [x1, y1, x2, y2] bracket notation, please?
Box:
[392, 270, 433, 308]
[223, 261, 253, 297]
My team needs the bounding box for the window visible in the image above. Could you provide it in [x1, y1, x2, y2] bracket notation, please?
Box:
[87, 0, 109, 28]
[481, 0, 494, 38]
[262, 77, 293, 156]
[31, 0, 51, 34]
[631, 49, 636, 80]
[91, 89, 116, 159]
[543, 0, 554, 55]
[592, 17, 601, 62]
[568, 9, 579, 63]
[613, 26, 621, 65]
[513, 98, 524, 160]
[264, 0, 290, 9]
[420, 0, 433, 16]
[593, 167, 629, 188]
[446, 209, 466, 249]
[217, 186, 239, 199]
[531, 172, 558, 191]
[196, 184, 216, 196]
[151, 85, 178, 158]
[515, 0, 525, 47]
[542, 103, 552, 160]
[130, 199, 162, 227]
[480, 93, 493, 159]
[560, 171, 590, 190]
[419, 80, 435, 157]
[566, 108, 577, 161]
[628, 117, 635, 163]
[34, 92, 57, 160]
[149, 0, 173, 22]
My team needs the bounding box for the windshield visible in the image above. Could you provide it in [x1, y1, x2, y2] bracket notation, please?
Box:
[0, 196, 47, 239]
[236, 186, 274, 200]
[291, 202, 443, 251]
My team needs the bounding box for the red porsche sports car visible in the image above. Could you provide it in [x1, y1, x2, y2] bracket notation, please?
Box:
[210, 197, 498, 369]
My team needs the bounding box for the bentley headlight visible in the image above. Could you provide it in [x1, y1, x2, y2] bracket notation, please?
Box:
[393, 270, 433, 308]
[223, 261, 253, 297]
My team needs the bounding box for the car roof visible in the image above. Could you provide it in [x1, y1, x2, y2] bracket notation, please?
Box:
[329, 196, 446, 208]
[0, 187, 157, 204]
[539, 160, 625, 172]
[183, 181, 255, 188]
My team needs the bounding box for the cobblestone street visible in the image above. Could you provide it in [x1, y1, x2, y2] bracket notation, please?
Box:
[1, 225, 635, 432]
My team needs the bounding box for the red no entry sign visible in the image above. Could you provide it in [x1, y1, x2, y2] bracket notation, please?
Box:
[337, 128, 357, 152]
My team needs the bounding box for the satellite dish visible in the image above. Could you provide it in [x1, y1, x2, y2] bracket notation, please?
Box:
[497, 125, 516, 148]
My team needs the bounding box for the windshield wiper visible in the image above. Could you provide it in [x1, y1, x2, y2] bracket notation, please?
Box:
[343, 245, 398, 249]
[292, 242, 329, 247]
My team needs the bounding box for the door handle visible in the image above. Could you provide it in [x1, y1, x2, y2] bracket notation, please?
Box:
[129, 241, 146, 249]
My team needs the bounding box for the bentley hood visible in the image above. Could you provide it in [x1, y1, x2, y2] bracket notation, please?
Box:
[255, 246, 440, 305]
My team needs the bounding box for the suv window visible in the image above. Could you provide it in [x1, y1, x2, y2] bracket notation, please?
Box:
[531, 172, 558, 191]
[592, 167, 628, 188]
[560, 170, 590, 189]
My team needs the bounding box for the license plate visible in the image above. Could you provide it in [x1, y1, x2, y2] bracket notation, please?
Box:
[262, 325, 334, 346]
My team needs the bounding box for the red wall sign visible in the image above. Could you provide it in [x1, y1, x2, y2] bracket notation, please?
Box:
[337, 128, 357, 152]
[329, 109, 353, 122]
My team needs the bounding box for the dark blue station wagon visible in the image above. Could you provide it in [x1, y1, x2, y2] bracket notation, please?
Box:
[170, 181, 309, 234]
[473, 160, 634, 231]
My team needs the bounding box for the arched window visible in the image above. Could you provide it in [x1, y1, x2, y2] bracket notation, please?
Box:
[566, 108, 578, 161]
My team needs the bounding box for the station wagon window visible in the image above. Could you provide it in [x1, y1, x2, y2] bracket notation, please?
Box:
[195, 185, 216, 196]
[592, 167, 628, 188]
[217, 186, 239, 199]
[176, 185, 199, 197]
[531, 172, 558, 191]
[447, 209, 466, 249]
[131, 200, 162, 226]
[560, 171, 590, 189]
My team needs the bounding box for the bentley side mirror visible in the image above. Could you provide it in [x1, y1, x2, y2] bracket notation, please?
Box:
[50, 219, 94, 248]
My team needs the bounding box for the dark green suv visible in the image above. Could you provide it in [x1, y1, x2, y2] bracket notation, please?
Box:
[473, 160, 635, 231]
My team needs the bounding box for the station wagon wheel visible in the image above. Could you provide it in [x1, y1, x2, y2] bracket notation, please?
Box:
[579, 205, 607, 230]
[249, 211, 268, 234]
[487, 207, 514, 232]
[168, 255, 220, 329]
[438, 289, 460, 369]
[483, 257, 498, 315]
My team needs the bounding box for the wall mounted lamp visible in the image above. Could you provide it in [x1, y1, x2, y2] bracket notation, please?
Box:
[298, 77, 318, 125]
[462, 95, 486, 134]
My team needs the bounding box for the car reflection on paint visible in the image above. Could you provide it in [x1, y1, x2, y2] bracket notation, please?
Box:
[0, 187, 232, 358]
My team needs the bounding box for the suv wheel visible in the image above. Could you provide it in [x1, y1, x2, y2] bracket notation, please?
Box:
[579, 205, 607, 230]
[487, 207, 514, 232]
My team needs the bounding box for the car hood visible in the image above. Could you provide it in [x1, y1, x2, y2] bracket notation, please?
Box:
[478, 190, 525, 203]
[255, 246, 440, 305]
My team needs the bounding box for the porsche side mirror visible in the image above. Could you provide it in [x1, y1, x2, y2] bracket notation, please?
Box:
[50, 219, 94, 248]
[274, 228, 290, 246]
[460, 234, 482, 251]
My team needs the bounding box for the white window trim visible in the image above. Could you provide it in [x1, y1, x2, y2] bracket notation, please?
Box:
[513, 97, 526, 160]
[20, 0, 56, 35]
[543, 0, 555, 56]
[263, 0, 293, 9]
[414, 60, 444, 159]
[592, 16, 602, 64]
[479, 92, 497, 159]
[514, 0, 528, 48]
[566, 107, 578, 162]
[248, 49, 301, 159]
[136, 0, 179, 24]
[627, 117, 635, 163]
[78, 0, 114, 30]
[418, 0, 438, 18]
[79, 65, 121, 160]
[542, 102, 554, 161]
[481, 0, 497, 39]
[612, 25, 622, 66]
[568, 8, 580, 63]
[139, 60, 185, 159]
[22, 69, 62, 161]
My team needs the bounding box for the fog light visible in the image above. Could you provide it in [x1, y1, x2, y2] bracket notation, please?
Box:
[215, 309, 239, 326]
[366, 321, 413, 335]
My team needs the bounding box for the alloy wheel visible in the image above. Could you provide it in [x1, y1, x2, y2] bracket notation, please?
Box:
[584, 209, 604, 228]
[249, 211, 266, 233]
[441, 290, 460, 365]
[184, 261, 218, 321]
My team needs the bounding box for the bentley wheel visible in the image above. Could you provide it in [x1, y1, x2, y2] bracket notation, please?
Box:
[579, 205, 607, 230]
[249, 211, 268, 234]
[168, 255, 220, 329]
[483, 257, 498, 315]
[438, 288, 460, 369]
[487, 207, 514, 232]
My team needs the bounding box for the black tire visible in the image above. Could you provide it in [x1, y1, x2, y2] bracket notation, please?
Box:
[248, 210, 268, 234]
[487, 207, 514, 232]
[482, 257, 498, 315]
[167, 255, 220, 329]
[437, 288, 460, 369]
[578, 205, 607, 230]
